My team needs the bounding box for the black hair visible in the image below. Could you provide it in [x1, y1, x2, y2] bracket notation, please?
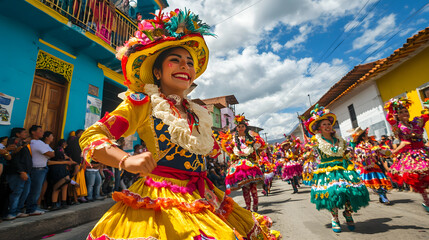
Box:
[42, 131, 53, 142]
[133, 144, 142, 151]
[7, 137, 18, 146]
[0, 136, 8, 143]
[57, 139, 66, 148]
[234, 124, 254, 149]
[10, 127, 25, 138]
[314, 120, 323, 132]
[29, 125, 42, 136]
[152, 47, 187, 87]
[355, 132, 367, 145]
[75, 129, 84, 136]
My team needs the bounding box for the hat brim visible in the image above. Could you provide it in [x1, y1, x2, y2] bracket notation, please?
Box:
[352, 127, 368, 142]
[123, 34, 209, 92]
[307, 113, 337, 135]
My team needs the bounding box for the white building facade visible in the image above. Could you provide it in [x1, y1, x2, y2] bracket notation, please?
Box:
[328, 81, 392, 141]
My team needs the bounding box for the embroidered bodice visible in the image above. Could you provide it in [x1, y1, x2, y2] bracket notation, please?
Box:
[153, 117, 205, 172]
[219, 131, 266, 163]
[386, 113, 429, 148]
[354, 142, 380, 170]
[80, 84, 219, 172]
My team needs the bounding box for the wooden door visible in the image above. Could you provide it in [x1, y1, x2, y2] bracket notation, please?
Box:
[24, 76, 66, 141]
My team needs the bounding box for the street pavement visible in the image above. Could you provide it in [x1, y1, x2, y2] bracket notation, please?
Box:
[40, 179, 429, 240]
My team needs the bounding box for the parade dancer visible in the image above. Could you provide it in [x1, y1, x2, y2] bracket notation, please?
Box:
[273, 144, 284, 179]
[79, 9, 280, 239]
[301, 142, 318, 186]
[260, 151, 275, 196]
[351, 127, 393, 205]
[384, 98, 429, 212]
[305, 105, 369, 233]
[280, 139, 302, 193]
[220, 115, 266, 212]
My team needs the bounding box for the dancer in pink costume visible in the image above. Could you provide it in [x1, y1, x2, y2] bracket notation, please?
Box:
[220, 114, 266, 212]
[384, 98, 429, 212]
[280, 138, 303, 193]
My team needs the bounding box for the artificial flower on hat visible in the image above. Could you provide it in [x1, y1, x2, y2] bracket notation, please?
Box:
[234, 113, 248, 125]
[116, 8, 215, 92]
[304, 104, 337, 135]
[383, 97, 412, 115]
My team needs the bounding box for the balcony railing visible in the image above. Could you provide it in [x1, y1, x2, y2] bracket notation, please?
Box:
[40, 0, 138, 49]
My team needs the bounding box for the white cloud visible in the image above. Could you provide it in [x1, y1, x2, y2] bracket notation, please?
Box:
[271, 42, 282, 52]
[162, 0, 374, 137]
[166, 0, 368, 56]
[352, 14, 396, 52]
[284, 25, 312, 49]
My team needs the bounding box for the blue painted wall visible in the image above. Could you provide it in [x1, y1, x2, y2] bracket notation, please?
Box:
[0, 14, 38, 137]
[0, 14, 105, 139]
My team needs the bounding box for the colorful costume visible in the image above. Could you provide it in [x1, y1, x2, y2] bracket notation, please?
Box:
[80, 9, 280, 239]
[280, 139, 302, 193]
[259, 153, 275, 196]
[352, 127, 392, 204]
[305, 105, 369, 233]
[384, 98, 429, 211]
[220, 115, 265, 212]
[301, 145, 318, 186]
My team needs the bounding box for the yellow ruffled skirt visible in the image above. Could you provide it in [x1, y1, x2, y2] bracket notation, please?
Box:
[87, 174, 279, 240]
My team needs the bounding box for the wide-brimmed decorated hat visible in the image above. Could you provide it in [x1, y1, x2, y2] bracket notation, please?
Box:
[305, 104, 337, 135]
[116, 9, 214, 92]
[384, 97, 412, 114]
[280, 139, 292, 148]
[348, 127, 368, 143]
[234, 114, 249, 126]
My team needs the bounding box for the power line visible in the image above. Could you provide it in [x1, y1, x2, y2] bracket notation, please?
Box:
[213, 0, 265, 27]
[310, 0, 381, 75]
[314, 0, 372, 65]
[326, 0, 429, 81]
[359, 2, 429, 64]
[280, 2, 380, 112]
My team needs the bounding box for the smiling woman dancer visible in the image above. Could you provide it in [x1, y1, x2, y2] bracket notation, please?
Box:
[79, 9, 280, 240]
[305, 105, 369, 233]
[351, 127, 393, 205]
[220, 115, 266, 212]
[384, 98, 429, 212]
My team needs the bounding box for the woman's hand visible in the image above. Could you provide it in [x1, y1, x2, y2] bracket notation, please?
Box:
[123, 152, 156, 175]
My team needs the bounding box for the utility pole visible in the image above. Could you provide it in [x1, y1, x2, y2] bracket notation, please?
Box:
[308, 94, 312, 107]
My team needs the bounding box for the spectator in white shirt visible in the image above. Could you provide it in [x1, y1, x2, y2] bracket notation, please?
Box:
[25, 126, 54, 215]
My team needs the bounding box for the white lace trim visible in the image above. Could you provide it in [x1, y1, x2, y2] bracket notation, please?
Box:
[315, 133, 345, 157]
[144, 84, 214, 155]
[232, 144, 254, 157]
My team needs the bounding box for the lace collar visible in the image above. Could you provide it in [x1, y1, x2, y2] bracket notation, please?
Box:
[315, 133, 345, 157]
[144, 84, 214, 155]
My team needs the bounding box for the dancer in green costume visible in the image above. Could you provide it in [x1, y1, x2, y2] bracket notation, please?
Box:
[305, 105, 370, 233]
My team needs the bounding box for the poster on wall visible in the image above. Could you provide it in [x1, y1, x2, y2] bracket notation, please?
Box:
[0, 93, 15, 125]
[84, 95, 102, 129]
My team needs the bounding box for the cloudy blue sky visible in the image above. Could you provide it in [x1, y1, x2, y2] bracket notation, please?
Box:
[164, 0, 429, 140]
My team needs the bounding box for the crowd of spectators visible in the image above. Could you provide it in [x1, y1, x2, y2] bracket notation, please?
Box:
[0, 126, 145, 222]
[206, 157, 227, 190]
